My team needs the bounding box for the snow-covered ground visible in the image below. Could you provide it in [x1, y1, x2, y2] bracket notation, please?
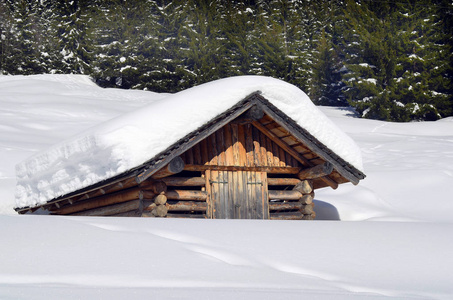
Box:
[1, 75, 452, 299]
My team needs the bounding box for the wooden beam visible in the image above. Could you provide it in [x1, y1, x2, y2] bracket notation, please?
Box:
[161, 177, 205, 186]
[268, 190, 302, 200]
[71, 200, 141, 216]
[267, 178, 301, 186]
[139, 190, 156, 200]
[269, 202, 303, 211]
[72, 177, 138, 204]
[298, 162, 333, 180]
[184, 164, 301, 174]
[151, 157, 185, 179]
[167, 201, 207, 212]
[52, 187, 141, 215]
[139, 180, 167, 194]
[166, 190, 208, 201]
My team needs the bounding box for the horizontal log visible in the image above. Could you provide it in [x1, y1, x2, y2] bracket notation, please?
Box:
[166, 213, 207, 219]
[69, 176, 138, 205]
[152, 157, 185, 179]
[139, 190, 156, 200]
[166, 190, 207, 201]
[184, 164, 301, 174]
[53, 187, 141, 215]
[102, 177, 138, 195]
[139, 180, 167, 194]
[167, 201, 207, 212]
[270, 211, 304, 220]
[293, 180, 313, 194]
[298, 162, 333, 180]
[267, 178, 301, 186]
[72, 200, 140, 216]
[161, 177, 206, 186]
[269, 202, 303, 211]
[268, 190, 302, 201]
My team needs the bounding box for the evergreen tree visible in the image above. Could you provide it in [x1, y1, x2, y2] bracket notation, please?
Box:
[0, 0, 13, 74]
[2, 0, 44, 74]
[55, 0, 95, 74]
[311, 28, 345, 106]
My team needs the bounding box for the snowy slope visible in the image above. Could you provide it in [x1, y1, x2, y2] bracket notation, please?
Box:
[1, 75, 453, 299]
[14, 75, 363, 209]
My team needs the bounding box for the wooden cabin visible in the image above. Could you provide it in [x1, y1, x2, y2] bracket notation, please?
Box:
[15, 92, 365, 220]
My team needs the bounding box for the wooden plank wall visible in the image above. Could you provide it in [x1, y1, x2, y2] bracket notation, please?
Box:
[180, 123, 300, 168]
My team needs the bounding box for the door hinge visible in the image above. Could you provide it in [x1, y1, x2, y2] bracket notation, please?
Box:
[210, 180, 229, 184]
[247, 182, 263, 186]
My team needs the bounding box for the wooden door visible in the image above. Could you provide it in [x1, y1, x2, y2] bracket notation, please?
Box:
[206, 170, 269, 219]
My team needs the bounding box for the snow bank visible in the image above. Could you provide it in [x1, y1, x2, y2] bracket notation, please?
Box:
[15, 76, 363, 208]
[1, 215, 452, 300]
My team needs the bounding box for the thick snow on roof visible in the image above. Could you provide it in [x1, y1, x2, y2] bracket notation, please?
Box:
[15, 76, 363, 208]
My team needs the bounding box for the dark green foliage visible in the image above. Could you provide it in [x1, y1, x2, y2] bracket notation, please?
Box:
[1, 0, 451, 121]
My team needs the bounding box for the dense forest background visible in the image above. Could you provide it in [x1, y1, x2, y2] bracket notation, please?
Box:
[1, 0, 452, 121]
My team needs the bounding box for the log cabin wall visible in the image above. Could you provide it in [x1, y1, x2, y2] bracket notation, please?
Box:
[175, 121, 317, 220]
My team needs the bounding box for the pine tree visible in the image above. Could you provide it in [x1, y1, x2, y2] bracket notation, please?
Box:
[0, 0, 13, 74]
[92, 0, 157, 89]
[55, 0, 95, 74]
[2, 0, 44, 74]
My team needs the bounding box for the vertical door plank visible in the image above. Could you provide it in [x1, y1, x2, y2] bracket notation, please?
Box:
[205, 170, 213, 218]
[255, 172, 263, 219]
[261, 172, 269, 219]
[227, 171, 235, 218]
[246, 171, 253, 219]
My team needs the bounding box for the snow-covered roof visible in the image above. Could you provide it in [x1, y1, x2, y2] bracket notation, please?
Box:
[15, 76, 364, 209]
